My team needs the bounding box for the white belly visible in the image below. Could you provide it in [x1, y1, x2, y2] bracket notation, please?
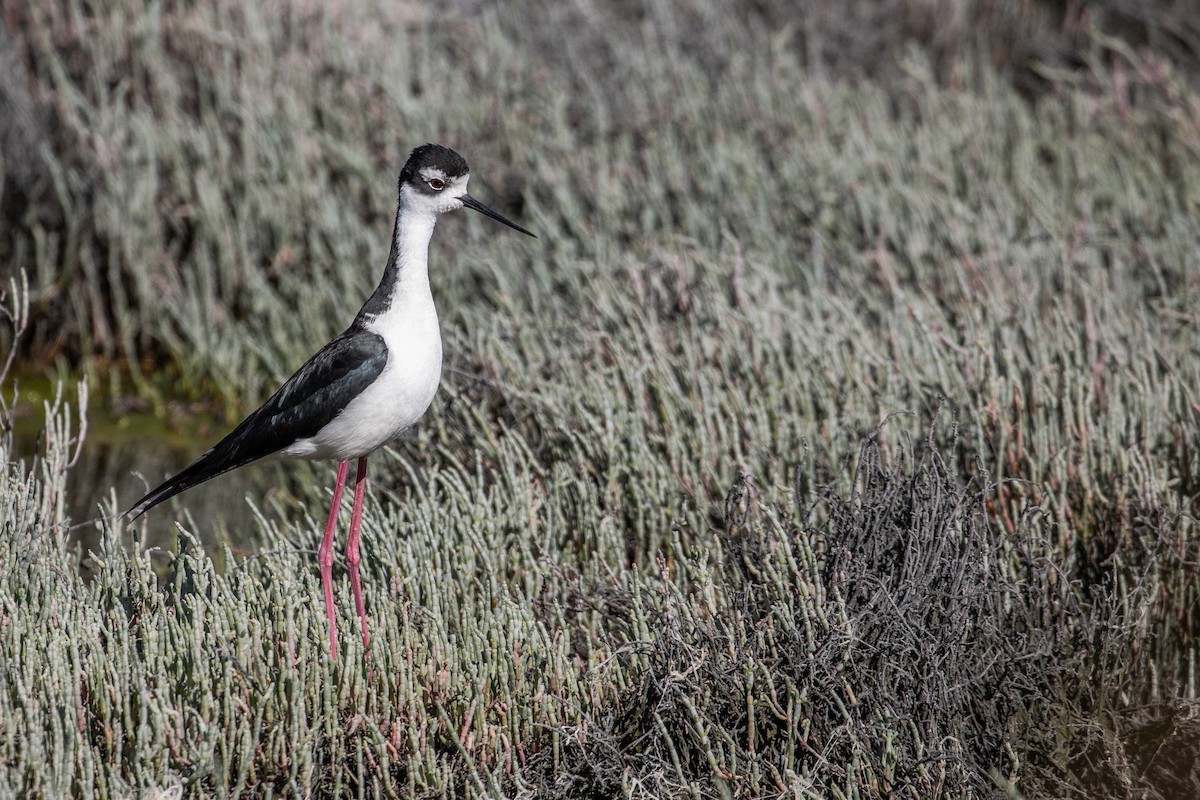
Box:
[282, 309, 442, 461]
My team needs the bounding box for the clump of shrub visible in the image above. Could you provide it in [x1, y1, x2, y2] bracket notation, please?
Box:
[519, 435, 1197, 798]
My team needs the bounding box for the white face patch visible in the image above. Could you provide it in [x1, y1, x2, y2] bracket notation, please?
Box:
[415, 167, 469, 206]
[400, 172, 471, 216]
[418, 167, 448, 184]
[437, 174, 470, 212]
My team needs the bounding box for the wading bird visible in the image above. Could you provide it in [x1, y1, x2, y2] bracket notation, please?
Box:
[128, 143, 535, 658]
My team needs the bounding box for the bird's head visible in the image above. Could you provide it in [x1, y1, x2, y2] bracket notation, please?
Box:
[399, 143, 535, 237]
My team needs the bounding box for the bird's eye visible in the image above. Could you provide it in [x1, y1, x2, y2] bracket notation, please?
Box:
[428, 178, 445, 191]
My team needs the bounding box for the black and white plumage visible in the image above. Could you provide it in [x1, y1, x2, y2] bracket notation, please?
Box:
[127, 143, 535, 658]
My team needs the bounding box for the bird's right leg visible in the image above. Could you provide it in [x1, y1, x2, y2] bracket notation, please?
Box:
[346, 456, 371, 655]
[319, 459, 350, 657]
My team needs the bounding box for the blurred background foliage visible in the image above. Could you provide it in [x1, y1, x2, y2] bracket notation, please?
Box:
[2, 0, 1197, 401]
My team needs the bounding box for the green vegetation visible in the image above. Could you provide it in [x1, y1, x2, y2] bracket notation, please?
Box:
[2, 1, 1198, 797]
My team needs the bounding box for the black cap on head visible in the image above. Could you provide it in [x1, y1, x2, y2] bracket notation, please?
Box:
[400, 143, 470, 187]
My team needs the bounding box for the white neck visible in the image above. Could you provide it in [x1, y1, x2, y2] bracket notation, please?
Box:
[356, 185, 438, 324]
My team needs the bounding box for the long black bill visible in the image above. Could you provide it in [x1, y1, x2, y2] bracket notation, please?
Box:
[461, 194, 537, 238]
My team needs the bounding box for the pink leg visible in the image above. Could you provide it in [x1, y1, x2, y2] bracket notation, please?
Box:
[319, 459, 350, 658]
[346, 456, 371, 656]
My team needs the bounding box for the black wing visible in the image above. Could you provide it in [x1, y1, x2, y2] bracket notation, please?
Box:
[126, 327, 388, 518]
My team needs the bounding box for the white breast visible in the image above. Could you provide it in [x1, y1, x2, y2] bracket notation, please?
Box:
[282, 303, 442, 461]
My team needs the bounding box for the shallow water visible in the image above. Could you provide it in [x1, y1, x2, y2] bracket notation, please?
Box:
[8, 378, 302, 565]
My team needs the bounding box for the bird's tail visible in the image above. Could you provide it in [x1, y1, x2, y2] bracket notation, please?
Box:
[124, 448, 261, 519]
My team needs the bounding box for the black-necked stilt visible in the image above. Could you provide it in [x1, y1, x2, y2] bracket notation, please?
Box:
[127, 143, 535, 658]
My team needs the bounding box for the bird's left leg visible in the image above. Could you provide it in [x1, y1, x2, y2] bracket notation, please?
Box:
[346, 455, 371, 654]
[320, 459, 350, 657]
